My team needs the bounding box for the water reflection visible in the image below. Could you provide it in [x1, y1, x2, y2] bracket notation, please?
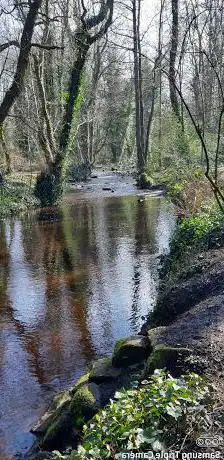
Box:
[0, 195, 175, 459]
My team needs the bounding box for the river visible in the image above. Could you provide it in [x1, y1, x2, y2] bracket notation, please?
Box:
[0, 173, 175, 459]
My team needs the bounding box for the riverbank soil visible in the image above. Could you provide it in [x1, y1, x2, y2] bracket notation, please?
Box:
[145, 246, 224, 449]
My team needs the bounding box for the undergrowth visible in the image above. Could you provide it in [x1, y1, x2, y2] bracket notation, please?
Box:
[160, 205, 224, 281]
[0, 179, 38, 217]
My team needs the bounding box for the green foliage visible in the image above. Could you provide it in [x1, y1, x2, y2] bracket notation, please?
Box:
[61, 90, 70, 103]
[149, 109, 200, 172]
[152, 162, 202, 204]
[159, 206, 224, 281]
[0, 178, 38, 217]
[171, 207, 224, 254]
[68, 370, 210, 460]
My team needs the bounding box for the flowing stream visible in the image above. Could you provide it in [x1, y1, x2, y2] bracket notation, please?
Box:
[0, 173, 176, 459]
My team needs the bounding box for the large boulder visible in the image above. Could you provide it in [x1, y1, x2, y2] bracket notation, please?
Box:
[144, 344, 190, 378]
[31, 372, 94, 450]
[112, 335, 152, 367]
[89, 358, 122, 383]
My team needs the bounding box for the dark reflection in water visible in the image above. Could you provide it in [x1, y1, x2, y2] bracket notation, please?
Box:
[0, 194, 175, 459]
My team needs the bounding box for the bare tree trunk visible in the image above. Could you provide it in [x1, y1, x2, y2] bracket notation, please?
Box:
[33, 54, 55, 163]
[169, 0, 181, 123]
[0, 1, 42, 124]
[132, 0, 145, 174]
[0, 0, 42, 173]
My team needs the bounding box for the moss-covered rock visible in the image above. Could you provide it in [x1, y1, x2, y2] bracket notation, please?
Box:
[89, 358, 122, 383]
[137, 173, 153, 189]
[42, 404, 72, 448]
[31, 390, 72, 436]
[70, 384, 100, 429]
[38, 383, 100, 448]
[112, 335, 152, 367]
[144, 344, 190, 377]
[71, 372, 90, 393]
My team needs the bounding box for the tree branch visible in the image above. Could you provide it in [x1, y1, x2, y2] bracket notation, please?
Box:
[0, 41, 20, 53]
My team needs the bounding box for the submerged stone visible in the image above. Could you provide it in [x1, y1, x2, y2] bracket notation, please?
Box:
[89, 357, 122, 383]
[144, 344, 190, 377]
[112, 335, 152, 367]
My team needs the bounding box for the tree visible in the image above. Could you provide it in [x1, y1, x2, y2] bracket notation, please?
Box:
[35, 0, 114, 206]
[0, 0, 43, 173]
[169, 0, 181, 124]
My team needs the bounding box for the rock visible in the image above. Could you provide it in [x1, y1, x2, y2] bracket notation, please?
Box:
[91, 174, 98, 179]
[70, 384, 100, 429]
[112, 335, 152, 367]
[39, 383, 100, 448]
[70, 372, 90, 393]
[137, 173, 153, 189]
[31, 374, 99, 451]
[29, 452, 53, 460]
[102, 187, 112, 191]
[41, 401, 72, 449]
[147, 326, 167, 347]
[144, 344, 190, 378]
[89, 358, 122, 383]
[31, 390, 72, 436]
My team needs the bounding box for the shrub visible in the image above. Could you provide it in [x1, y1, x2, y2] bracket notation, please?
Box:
[159, 206, 224, 280]
[171, 207, 224, 256]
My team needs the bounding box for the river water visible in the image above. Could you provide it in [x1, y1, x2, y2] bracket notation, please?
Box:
[0, 173, 175, 459]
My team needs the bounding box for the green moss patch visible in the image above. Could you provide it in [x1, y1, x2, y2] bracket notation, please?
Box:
[112, 335, 152, 367]
[32, 390, 72, 436]
[71, 372, 90, 393]
[144, 344, 190, 377]
[70, 384, 99, 429]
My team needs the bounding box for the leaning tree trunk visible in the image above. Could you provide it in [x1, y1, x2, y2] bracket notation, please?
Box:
[0, 0, 42, 173]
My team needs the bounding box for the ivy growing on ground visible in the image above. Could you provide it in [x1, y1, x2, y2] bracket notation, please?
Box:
[52, 370, 211, 460]
[172, 208, 224, 251]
